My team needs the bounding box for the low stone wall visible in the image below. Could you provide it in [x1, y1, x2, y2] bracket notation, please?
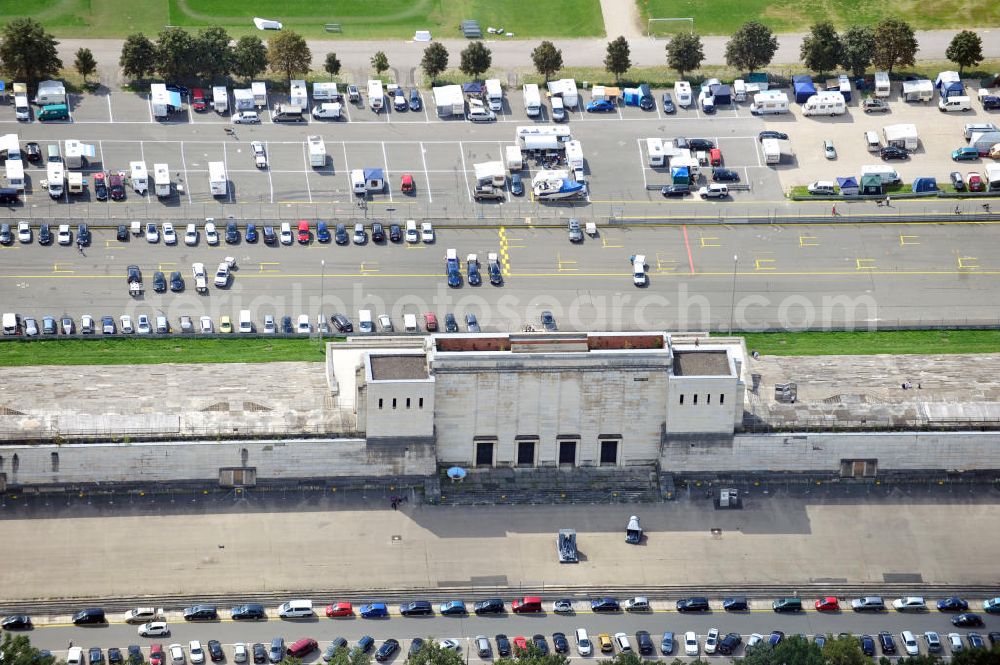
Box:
[663, 431, 1000, 473]
[0, 438, 436, 487]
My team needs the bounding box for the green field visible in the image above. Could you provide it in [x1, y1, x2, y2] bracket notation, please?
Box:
[740, 330, 1000, 356]
[3, 0, 604, 38]
[639, 0, 1000, 34]
[0, 338, 330, 366]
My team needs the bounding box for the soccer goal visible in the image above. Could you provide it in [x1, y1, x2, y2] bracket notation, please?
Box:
[647, 17, 694, 40]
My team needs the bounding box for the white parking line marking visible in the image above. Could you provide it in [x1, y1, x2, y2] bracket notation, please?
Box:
[264, 141, 274, 204]
[381, 141, 393, 203]
[498, 141, 510, 202]
[341, 142, 352, 194]
[458, 141, 472, 202]
[637, 138, 648, 190]
[222, 141, 233, 203]
[343, 100, 352, 123]
[300, 141, 313, 203]
[139, 140, 150, 201]
[419, 141, 432, 203]
[146, 93, 154, 123]
[106, 95, 114, 123]
[178, 142, 193, 204]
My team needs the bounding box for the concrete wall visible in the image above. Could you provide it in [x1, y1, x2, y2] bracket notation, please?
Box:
[434, 366, 667, 466]
[662, 431, 1000, 472]
[363, 380, 435, 439]
[666, 375, 740, 434]
[0, 438, 436, 487]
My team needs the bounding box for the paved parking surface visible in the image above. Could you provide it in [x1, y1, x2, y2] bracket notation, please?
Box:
[8, 85, 997, 224]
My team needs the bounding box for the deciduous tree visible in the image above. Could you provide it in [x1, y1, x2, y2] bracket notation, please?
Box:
[724, 21, 779, 72]
[267, 30, 312, 82]
[74, 47, 97, 84]
[604, 36, 631, 81]
[407, 641, 463, 665]
[156, 27, 197, 82]
[230, 35, 267, 81]
[460, 40, 492, 79]
[0, 18, 63, 87]
[839, 25, 875, 77]
[371, 50, 389, 77]
[873, 17, 918, 74]
[421, 42, 449, 83]
[945, 30, 983, 74]
[666, 31, 704, 80]
[801, 21, 842, 76]
[324, 52, 341, 79]
[195, 26, 232, 82]
[531, 41, 563, 81]
[120, 33, 156, 81]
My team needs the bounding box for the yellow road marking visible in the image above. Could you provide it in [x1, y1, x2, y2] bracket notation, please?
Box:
[655, 253, 677, 273]
[755, 258, 776, 271]
[601, 232, 623, 249]
[899, 234, 920, 245]
[799, 235, 818, 247]
[360, 261, 380, 273]
[52, 263, 74, 273]
[856, 258, 877, 270]
[557, 254, 578, 272]
[498, 226, 512, 276]
[157, 262, 176, 271]
[257, 262, 280, 273]
[957, 256, 979, 269]
[700, 236, 720, 248]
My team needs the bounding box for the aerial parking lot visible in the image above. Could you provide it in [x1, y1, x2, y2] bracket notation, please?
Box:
[2, 81, 998, 221]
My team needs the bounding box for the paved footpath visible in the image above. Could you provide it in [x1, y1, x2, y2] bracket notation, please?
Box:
[57, 26, 1000, 92]
[1, 488, 997, 600]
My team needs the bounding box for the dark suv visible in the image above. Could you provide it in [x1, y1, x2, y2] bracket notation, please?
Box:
[207, 642, 224, 663]
[400, 601, 432, 616]
[73, 608, 106, 625]
[676, 597, 710, 612]
[231, 604, 266, 620]
[474, 599, 504, 615]
[331, 314, 353, 333]
[878, 632, 896, 654]
[718, 633, 742, 655]
[687, 138, 715, 151]
[880, 145, 909, 160]
[635, 631, 654, 655]
[183, 605, 218, 621]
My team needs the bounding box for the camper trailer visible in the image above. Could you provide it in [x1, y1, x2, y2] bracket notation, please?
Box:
[67, 171, 84, 195]
[883, 124, 919, 151]
[233, 89, 254, 111]
[801, 91, 846, 116]
[546, 79, 579, 108]
[761, 138, 781, 164]
[733, 79, 747, 102]
[564, 140, 584, 170]
[251, 81, 267, 108]
[212, 86, 229, 113]
[4, 159, 25, 192]
[505, 145, 523, 171]
[646, 138, 665, 167]
[874, 72, 891, 98]
[861, 164, 901, 184]
[290, 79, 308, 108]
[433, 85, 465, 117]
[45, 162, 64, 198]
[674, 81, 693, 108]
[130, 161, 148, 194]
[63, 140, 95, 169]
[902, 80, 934, 102]
[313, 82, 339, 101]
[523, 84, 541, 117]
[209, 161, 227, 196]
[150, 83, 178, 119]
[368, 80, 384, 112]
[308, 135, 327, 168]
[154, 163, 171, 197]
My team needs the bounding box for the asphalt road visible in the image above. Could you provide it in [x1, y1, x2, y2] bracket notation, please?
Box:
[15, 608, 1000, 661]
[3, 222, 1000, 330]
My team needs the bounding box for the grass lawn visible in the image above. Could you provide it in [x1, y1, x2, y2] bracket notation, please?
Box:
[4, 0, 604, 39]
[638, 0, 1000, 34]
[741, 330, 1000, 356]
[0, 338, 330, 366]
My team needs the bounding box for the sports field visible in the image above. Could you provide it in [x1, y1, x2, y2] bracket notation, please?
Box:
[4, 0, 604, 38]
[639, 0, 999, 34]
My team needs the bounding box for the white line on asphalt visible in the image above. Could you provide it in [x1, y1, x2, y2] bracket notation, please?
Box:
[264, 141, 275, 204]
[341, 142, 351, 195]
[419, 141, 432, 203]
[146, 93, 154, 123]
[458, 141, 472, 202]
[499, 141, 510, 202]
[300, 141, 313, 203]
[754, 139, 763, 168]
[222, 141, 233, 203]
[422, 100, 429, 123]
[381, 141, 393, 202]
[106, 95, 114, 123]
[637, 138, 648, 189]
[178, 141, 192, 204]
[139, 141, 150, 201]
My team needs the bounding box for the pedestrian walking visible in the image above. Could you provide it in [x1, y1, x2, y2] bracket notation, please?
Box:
[885, 195, 891, 207]
[984, 202, 991, 213]
[831, 204, 837, 216]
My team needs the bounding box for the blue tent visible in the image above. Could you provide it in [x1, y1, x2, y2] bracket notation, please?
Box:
[710, 84, 732, 105]
[461, 82, 483, 95]
[792, 75, 816, 104]
[941, 81, 964, 98]
[836, 176, 859, 196]
[911, 177, 938, 193]
[671, 166, 690, 184]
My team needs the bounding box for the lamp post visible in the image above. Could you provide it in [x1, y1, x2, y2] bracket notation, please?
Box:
[728, 254, 738, 333]
[319, 259, 325, 342]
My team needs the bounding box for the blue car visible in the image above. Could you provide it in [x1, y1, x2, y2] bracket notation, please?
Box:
[952, 146, 979, 161]
[359, 603, 388, 618]
[937, 597, 969, 612]
[590, 598, 620, 612]
[439, 601, 467, 616]
[245, 223, 258, 243]
[316, 221, 331, 243]
[586, 98, 616, 113]
[510, 173, 524, 196]
[468, 259, 482, 286]
[984, 598, 1000, 613]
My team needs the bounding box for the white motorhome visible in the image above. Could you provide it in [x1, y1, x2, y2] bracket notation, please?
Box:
[290, 79, 308, 108]
[46, 162, 64, 198]
[861, 164, 901, 184]
[750, 90, 789, 114]
[4, 159, 25, 192]
[673, 81, 693, 107]
[646, 138, 665, 167]
[212, 86, 228, 113]
[154, 163, 171, 197]
[801, 91, 846, 116]
[34, 80, 66, 106]
[523, 84, 541, 117]
[308, 135, 327, 167]
[874, 71, 891, 98]
[367, 80, 384, 111]
[485, 79, 503, 111]
[516, 125, 572, 144]
[130, 161, 148, 194]
[251, 81, 267, 108]
[313, 82, 340, 101]
[209, 161, 227, 196]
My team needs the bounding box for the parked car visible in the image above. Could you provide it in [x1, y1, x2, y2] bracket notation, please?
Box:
[880, 145, 909, 160]
[586, 99, 616, 113]
[676, 597, 709, 612]
[712, 168, 740, 182]
[824, 140, 837, 159]
[952, 146, 980, 161]
[950, 171, 967, 191]
[758, 130, 788, 141]
[662, 93, 675, 113]
[862, 98, 889, 112]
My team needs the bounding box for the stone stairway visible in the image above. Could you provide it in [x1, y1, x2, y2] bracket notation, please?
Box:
[437, 466, 663, 505]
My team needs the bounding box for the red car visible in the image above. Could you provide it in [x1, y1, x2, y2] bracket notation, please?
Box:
[423, 313, 438, 332]
[512, 637, 528, 652]
[109, 173, 126, 201]
[191, 88, 207, 112]
[967, 172, 985, 192]
[709, 148, 722, 167]
[815, 597, 840, 611]
[325, 602, 353, 617]
[150, 645, 164, 665]
[297, 220, 310, 244]
[401, 173, 414, 193]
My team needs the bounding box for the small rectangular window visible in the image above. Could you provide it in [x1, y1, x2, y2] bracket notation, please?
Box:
[693, 394, 698, 405]
[406, 397, 411, 408]
[378, 398, 383, 409]
[720, 394, 725, 405]
[418, 397, 424, 408]
[679, 394, 684, 405]
[392, 398, 397, 409]
[707, 394, 711, 404]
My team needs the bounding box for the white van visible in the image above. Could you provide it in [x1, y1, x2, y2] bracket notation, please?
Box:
[239, 309, 252, 333]
[2, 312, 18, 335]
[405, 219, 419, 243]
[939, 95, 972, 112]
[403, 313, 418, 332]
[632, 254, 647, 286]
[350, 169, 366, 194]
[358, 310, 373, 333]
[864, 130, 881, 151]
[861, 164, 901, 184]
[278, 600, 314, 618]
